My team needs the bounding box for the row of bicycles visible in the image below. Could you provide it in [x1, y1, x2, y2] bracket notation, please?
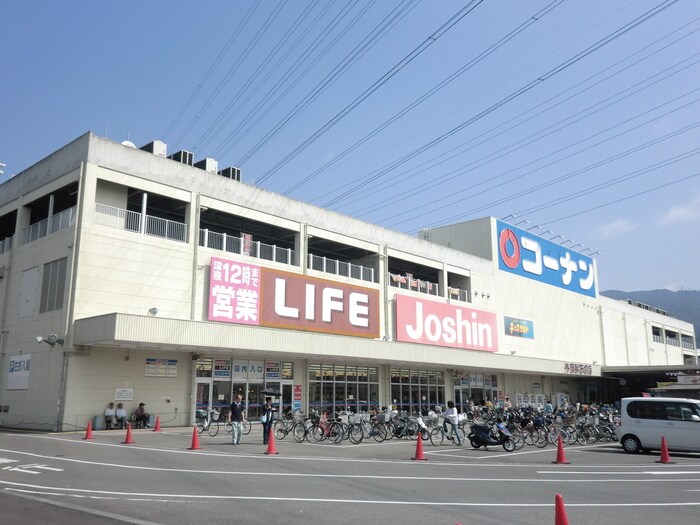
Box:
[270, 405, 620, 450]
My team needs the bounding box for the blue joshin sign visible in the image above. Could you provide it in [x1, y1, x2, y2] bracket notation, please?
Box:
[497, 221, 596, 298]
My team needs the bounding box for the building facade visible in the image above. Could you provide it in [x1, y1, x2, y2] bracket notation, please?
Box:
[0, 132, 696, 431]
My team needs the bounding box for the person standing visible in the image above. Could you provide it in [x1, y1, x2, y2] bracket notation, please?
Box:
[261, 397, 275, 445]
[228, 395, 245, 445]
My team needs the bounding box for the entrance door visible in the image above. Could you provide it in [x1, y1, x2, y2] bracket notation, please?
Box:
[196, 379, 212, 412]
[281, 382, 293, 416]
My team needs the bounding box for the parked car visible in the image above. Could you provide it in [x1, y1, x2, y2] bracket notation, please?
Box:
[615, 397, 700, 453]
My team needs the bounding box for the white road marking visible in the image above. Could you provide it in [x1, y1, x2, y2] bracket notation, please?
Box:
[3, 480, 700, 507]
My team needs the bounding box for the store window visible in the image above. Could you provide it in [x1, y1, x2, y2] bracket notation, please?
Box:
[390, 368, 445, 415]
[308, 363, 379, 415]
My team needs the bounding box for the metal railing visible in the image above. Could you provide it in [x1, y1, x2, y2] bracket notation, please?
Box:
[652, 335, 663, 344]
[447, 287, 469, 302]
[665, 337, 680, 347]
[94, 203, 187, 243]
[388, 273, 440, 296]
[21, 206, 76, 244]
[682, 341, 695, 350]
[0, 235, 13, 255]
[199, 229, 295, 265]
[308, 253, 375, 283]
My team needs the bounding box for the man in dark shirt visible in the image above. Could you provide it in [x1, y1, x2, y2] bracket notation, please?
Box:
[228, 395, 245, 445]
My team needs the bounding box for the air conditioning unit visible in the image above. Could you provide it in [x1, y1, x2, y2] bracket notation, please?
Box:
[140, 140, 167, 157]
[218, 166, 242, 181]
[194, 158, 218, 173]
[168, 150, 194, 166]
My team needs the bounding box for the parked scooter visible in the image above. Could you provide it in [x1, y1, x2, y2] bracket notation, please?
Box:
[468, 419, 516, 452]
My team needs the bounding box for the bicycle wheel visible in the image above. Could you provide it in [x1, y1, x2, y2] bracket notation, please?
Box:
[208, 421, 219, 437]
[273, 420, 287, 440]
[242, 419, 252, 435]
[329, 422, 344, 444]
[383, 422, 396, 440]
[371, 423, 387, 443]
[430, 427, 444, 447]
[292, 422, 307, 443]
[405, 420, 419, 440]
[508, 426, 525, 450]
[309, 423, 325, 443]
[197, 422, 205, 435]
[348, 423, 364, 444]
[532, 428, 548, 448]
[224, 421, 232, 433]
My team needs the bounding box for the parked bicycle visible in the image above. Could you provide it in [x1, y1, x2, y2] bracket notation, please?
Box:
[196, 408, 221, 437]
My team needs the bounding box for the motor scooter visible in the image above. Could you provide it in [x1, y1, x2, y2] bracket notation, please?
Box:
[468, 420, 516, 452]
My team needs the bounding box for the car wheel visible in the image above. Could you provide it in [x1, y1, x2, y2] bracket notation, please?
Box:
[621, 434, 641, 454]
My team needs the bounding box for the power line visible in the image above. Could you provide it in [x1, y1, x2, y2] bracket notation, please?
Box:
[320, 0, 679, 209]
[253, 0, 485, 185]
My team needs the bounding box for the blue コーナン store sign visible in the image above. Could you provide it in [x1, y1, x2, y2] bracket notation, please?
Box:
[497, 221, 596, 298]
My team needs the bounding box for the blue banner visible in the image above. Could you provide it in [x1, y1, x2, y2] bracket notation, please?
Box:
[504, 316, 534, 339]
[496, 221, 596, 298]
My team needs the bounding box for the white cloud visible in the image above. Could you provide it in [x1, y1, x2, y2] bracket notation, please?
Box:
[659, 193, 700, 225]
[599, 218, 638, 238]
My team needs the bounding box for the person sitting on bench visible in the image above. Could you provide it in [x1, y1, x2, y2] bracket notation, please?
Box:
[133, 403, 150, 428]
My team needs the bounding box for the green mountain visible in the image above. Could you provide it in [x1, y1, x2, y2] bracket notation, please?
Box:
[601, 289, 700, 338]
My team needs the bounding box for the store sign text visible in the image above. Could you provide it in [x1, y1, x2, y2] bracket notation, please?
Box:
[396, 295, 497, 352]
[497, 220, 596, 298]
[564, 362, 593, 375]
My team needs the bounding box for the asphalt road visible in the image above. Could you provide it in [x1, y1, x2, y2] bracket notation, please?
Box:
[1, 424, 699, 525]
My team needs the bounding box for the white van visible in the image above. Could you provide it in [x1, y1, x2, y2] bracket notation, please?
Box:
[616, 397, 700, 453]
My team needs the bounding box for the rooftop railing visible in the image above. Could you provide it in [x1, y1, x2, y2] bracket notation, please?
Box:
[95, 203, 187, 242]
[388, 273, 440, 297]
[308, 253, 375, 283]
[0, 235, 13, 255]
[21, 206, 76, 245]
[199, 229, 295, 266]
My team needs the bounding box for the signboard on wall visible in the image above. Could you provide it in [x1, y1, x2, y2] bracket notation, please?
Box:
[266, 362, 280, 380]
[496, 220, 596, 298]
[208, 257, 380, 339]
[145, 359, 177, 377]
[504, 316, 534, 339]
[115, 388, 133, 401]
[395, 294, 498, 352]
[232, 360, 265, 380]
[213, 359, 231, 378]
[7, 354, 30, 390]
[293, 384, 302, 412]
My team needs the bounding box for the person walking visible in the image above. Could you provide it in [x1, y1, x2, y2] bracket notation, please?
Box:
[261, 397, 275, 445]
[443, 400, 461, 445]
[228, 395, 245, 445]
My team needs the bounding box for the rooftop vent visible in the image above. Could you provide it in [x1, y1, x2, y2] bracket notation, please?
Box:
[168, 150, 194, 166]
[194, 158, 218, 173]
[218, 166, 242, 181]
[140, 140, 167, 157]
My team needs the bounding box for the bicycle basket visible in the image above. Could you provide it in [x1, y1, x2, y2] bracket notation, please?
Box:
[211, 410, 220, 421]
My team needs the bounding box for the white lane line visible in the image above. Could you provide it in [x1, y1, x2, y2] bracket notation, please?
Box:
[3, 480, 700, 507]
[1, 450, 700, 483]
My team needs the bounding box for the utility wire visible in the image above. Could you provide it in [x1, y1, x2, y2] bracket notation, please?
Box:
[282, 0, 565, 196]
[253, 0, 485, 185]
[321, 0, 679, 208]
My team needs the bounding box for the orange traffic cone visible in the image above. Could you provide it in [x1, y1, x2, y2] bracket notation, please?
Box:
[152, 415, 161, 432]
[552, 435, 569, 464]
[656, 436, 674, 464]
[122, 423, 134, 444]
[83, 419, 94, 440]
[554, 493, 570, 525]
[264, 427, 279, 455]
[188, 425, 201, 450]
[412, 431, 426, 461]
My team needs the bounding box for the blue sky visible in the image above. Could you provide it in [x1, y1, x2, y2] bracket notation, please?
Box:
[2, 0, 700, 292]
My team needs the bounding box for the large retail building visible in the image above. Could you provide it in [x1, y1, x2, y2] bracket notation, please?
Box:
[0, 132, 696, 430]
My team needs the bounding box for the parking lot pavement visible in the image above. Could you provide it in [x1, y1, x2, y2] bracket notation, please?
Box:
[2, 427, 700, 525]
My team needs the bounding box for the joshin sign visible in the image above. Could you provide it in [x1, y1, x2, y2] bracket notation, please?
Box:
[395, 295, 497, 352]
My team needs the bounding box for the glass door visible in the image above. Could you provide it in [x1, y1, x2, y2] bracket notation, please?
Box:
[196, 379, 212, 412]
